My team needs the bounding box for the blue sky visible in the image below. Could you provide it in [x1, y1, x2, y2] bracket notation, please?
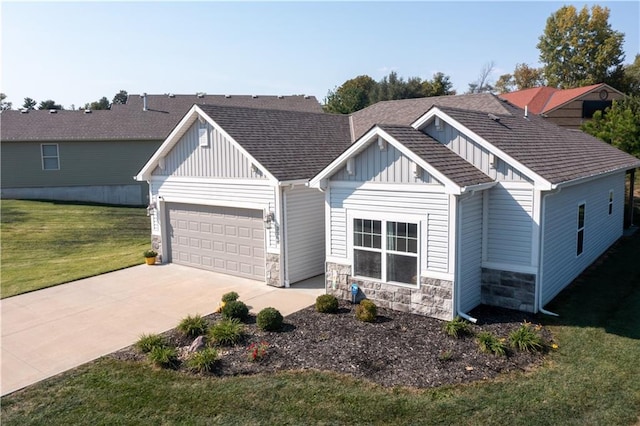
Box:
[2, 1, 638, 109]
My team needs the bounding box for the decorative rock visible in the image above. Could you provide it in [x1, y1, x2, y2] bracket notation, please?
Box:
[187, 335, 205, 353]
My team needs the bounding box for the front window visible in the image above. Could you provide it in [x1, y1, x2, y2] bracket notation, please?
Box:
[354, 218, 418, 285]
[41, 144, 59, 170]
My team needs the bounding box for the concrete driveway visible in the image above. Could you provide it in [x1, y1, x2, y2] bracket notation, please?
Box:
[1, 264, 324, 396]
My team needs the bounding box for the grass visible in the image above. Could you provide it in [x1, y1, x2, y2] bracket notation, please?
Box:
[1, 200, 150, 298]
[2, 227, 639, 424]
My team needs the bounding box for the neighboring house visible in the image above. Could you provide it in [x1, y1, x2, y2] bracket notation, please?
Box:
[0, 94, 322, 205]
[135, 104, 351, 286]
[310, 94, 639, 320]
[499, 83, 624, 129]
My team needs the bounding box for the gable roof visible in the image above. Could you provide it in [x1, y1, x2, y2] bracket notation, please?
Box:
[0, 94, 323, 142]
[433, 100, 640, 185]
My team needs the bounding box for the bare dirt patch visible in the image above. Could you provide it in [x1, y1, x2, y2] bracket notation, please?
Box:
[112, 302, 553, 389]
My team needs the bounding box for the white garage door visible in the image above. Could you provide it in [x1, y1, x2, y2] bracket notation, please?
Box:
[167, 203, 265, 280]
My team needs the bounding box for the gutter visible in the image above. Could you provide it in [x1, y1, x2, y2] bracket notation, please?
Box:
[536, 188, 561, 317]
[455, 190, 479, 323]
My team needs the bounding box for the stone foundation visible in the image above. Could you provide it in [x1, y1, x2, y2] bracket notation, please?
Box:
[325, 262, 454, 321]
[481, 268, 535, 312]
[151, 235, 163, 263]
[266, 253, 281, 287]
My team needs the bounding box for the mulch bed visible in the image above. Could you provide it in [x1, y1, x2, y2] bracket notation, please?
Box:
[111, 302, 554, 389]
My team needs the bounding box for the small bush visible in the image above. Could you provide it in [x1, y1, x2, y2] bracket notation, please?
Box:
[256, 307, 284, 331]
[355, 299, 377, 322]
[135, 333, 167, 353]
[509, 322, 545, 352]
[477, 332, 507, 356]
[177, 314, 208, 338]
[149, 346, 179, 368]
[221, 300, 249, 321]
[315, 294, 339, 313]
[247, 341, 269, 362]
[221, 291, 240, 303]
[443, 317, 473, 338]
[208, 318, 245, 346]
[187, 347, 219, 373]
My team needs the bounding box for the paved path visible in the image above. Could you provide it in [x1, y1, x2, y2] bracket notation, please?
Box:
[1, 264, 324, 396]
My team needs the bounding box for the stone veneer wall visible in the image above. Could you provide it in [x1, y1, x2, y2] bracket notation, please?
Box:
[325, 262, 454, 321]
[151, 235, 163, 263]
[481, 268, 535, 312]
[266, 253, 281, 287]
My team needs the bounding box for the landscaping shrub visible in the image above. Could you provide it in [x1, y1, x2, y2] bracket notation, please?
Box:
[509, 322, 545, 352]
[221, 300, 249, 321]
[135, 333, 167, 353]
[208, 318, 245, 346]
[247, 341, 269, 362]
[477, 331, 507, 356]
[443, 316, 473, 338]
[149, 346, 179, 369]
[221, 291, 240, 303]
[187, 347, 219, 373]
[355, 299, 377, 322]
[315, 294, 339, 313]
[177, 314, 208, 338]
[256, 307, 283, 331]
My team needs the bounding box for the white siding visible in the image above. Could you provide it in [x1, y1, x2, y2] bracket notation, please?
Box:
[332, 140, 440, 184]
[486, 184, 534, 266]
[425, 122, 531, 182]
[285, 186, 325, 283]
[459, 192, 484, 312]
[154, 122, 267, 179]
[328, 185, 450, 274]
[541, 172, 625, 305]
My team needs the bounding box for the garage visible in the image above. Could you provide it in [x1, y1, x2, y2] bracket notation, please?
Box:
[166, 203, 265, 280]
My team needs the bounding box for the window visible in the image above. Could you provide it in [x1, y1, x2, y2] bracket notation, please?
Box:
[577, 203, 585, 256]
[41, 144, 59, 170]
[353, 218, 418, 285]
[582, 100, 612, 119]
[198, 121, 209, 147]
[608, 190, 614, 215]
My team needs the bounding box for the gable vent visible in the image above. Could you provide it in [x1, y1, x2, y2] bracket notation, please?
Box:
[488, 113, 500, 122]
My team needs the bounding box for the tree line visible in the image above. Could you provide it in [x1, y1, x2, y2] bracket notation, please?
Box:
[0, 90, 128, 112]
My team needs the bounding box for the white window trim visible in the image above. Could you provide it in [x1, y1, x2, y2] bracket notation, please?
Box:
[41, 143, 60, 171]
[347, 210, 422, 288]
[576, 202, 586, 257]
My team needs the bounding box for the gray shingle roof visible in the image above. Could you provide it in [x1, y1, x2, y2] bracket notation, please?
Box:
[379, 125, 494, 188]
[197, 104, 351, 181]
[438, 100, 640, 184]
[0, 94, 323, 142]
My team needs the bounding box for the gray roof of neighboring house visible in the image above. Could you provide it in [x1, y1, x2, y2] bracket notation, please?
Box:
[0, 94, 323, 142]
[379, 125, 494, 188]
[197, 104, 351, 181]
[438, 100, 640, 184]
[350, 93, 510, 141]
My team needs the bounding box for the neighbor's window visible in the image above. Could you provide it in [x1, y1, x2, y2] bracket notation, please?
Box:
[577, 203, 585, 256]
[353, 218, 418, 285]
[198, 121, 209, 147]
[41, 144, 59, 170]
[608, 190, 614, 215]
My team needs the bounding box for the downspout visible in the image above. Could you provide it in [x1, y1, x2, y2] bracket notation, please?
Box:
[536, 188, 561, 317]
[455, 190, 478, 323]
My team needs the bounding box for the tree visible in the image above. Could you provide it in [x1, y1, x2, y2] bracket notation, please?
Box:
[85, 96, 110, 110]
[38, 100, 63, 110]
[582, 96, 640, 158]
[324, 75, 376, 114]
[112, 90, 128, 105]
[537, 5, 625, 89]
[370, 71, 424, 104]
[621, 54, 640, 96]
[0, 93, 12, 111]
[22, 97, 37, 110]
[467, 61, 496, 93]
[495, 64, 546, 94]
[422, 72, 456, 97]
[495, 74, 515, 94]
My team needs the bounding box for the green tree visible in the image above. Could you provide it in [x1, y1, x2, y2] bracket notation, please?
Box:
[495, 64, 546, 94]
[112, 90, 128, 105]
[621, 54, 640, 96]
[324, 75, 376, 114]
[22, 97, 37, 110]
[495, 74, 515, 94]
[370, 71, 424, 104]
[537, 5, 625, 89]
[422, 72, 456, 97]
[0, 93, 12, 111]
[38, 99, 63, 110]
[582, 96, 640, 158]
[85, 96, 110, 110]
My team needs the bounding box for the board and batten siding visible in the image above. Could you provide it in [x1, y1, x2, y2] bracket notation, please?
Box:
[331, 140, 440, 184]
[541, 172, 625, 305]
[459, 192, 484, 313]
[153, 121, 267, 179]
[485, 183, 534, 266]
[328, 185, 450, 274]
[284, 185, 325, 283]
[424, 122, 531, 182]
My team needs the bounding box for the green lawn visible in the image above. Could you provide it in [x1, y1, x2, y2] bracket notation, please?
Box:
[1, 200, 150, 298]
[2, 231, 639, 424]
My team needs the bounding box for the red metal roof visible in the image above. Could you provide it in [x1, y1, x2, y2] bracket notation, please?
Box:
[499, 84, 608, 114]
